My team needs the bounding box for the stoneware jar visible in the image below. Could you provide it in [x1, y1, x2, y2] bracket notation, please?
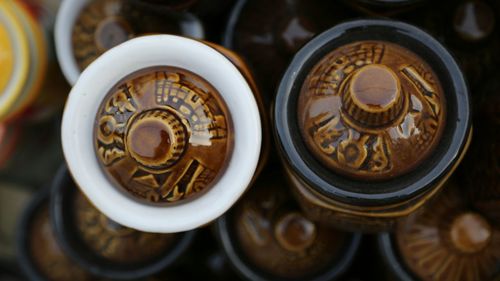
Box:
[17, 187, 101, 281]
[55, 0, 204, 85]
[50, 165, 195, 280]
[274, 19, 471, 232]
[0, 0, 47, 122]
[378, 181, 500, 281]
[216, 169, 361, 281]
[61, 34, 262, 233]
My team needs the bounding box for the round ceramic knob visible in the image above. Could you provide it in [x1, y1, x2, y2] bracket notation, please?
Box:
[125, 109, 187, 170]
[342, 64, 404, 127]
[274, 212, 317, 253]
[448, 212, 492, 254]
[298, 40, 446, 180]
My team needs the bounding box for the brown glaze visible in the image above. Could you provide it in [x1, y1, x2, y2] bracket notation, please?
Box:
[203, 40, 270, 177]
[449, 212, 492, 253]
[30, 206, 94, 281]
[298, 41, 446, 180]
[73, 190, 176, 263]
[396, 183, 500, 281]
[227, 0, 353, 101]
[72, 0, 183, 71]
[94, 66, 232, 204]
[233, 178, 348, 279]
[453, 0, 495, 42]
[286, 126, 472, 232]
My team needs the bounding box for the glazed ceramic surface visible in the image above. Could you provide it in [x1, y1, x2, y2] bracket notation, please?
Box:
[62, 35, 261, 233]
[298, 40, 445, 180]
[94, 66, 232, 204]
[216, 170, 361, 281]
[379, 181, 500, 281]
[274, 19, 471, 231]
[50, 166, 195, 279]
[56, 0, 204, 85]
[17, 189, 98, 281]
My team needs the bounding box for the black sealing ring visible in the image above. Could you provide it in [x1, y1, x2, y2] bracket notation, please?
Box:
[273, 19, 471, 207]
[215, 213, 362, 281]
[49, 164, 196, 280]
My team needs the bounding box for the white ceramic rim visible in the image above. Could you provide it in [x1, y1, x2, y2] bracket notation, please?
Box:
[55, 0, 204, 86]
[61, 35, 262, 233]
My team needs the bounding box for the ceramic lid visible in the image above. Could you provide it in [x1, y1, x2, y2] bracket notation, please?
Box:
[274, 20, 470, 206]
[62, 35, 261, 233]
[73, 190, 177, 262]
[17, 189, 97, 281]
[0, 1, 29, 121]
[217, 172, 361, 281]
[70, 0, 204, 72]
[94, 66, 232, 204]
[396, 183, 500, 281]
[298, 40, 446, 180]
[50, 165, 196, 279]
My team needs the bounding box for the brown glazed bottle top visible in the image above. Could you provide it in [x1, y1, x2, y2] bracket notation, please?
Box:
[298, 40, 446, 180]
[396, 183, 500, 281]
[72, 0, 189, 71]
[233, 181, 348, 279]
[94, 66, 232, 204]
[72, 0, 135, 71]
[73, 189, 176, 263]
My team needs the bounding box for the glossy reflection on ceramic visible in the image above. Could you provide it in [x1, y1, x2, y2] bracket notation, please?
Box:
[224, 0, 354, 100]
[298, 40, 445, 180]
[17, 189, 98, 281]
[72, 0, 199, 71]
[73, 191, 176, 263]
[217, 170, 361, 280]
[50, 165, 196, 279]
[94, 66, 232, 204]
[274, 19, 471, 232]
[389, 182, 500, 281]
[30, 206, 94, 281]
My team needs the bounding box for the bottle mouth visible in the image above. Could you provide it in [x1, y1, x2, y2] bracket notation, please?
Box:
[61, 35, 261, 233]
[274, 19, 471, 206]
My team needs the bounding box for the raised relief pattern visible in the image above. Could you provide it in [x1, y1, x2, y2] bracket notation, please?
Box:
[95, 66, 232, 204]
[298, 41, 446, 180]
[396, 184, 500, 281]
[73, 191, 175, 263]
